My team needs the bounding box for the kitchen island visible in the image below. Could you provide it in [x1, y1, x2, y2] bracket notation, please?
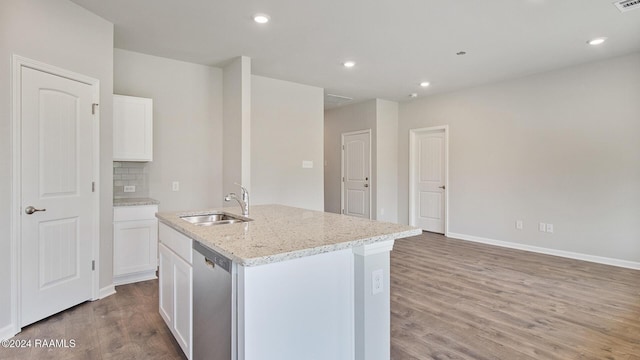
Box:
[156, 204, 421, 360]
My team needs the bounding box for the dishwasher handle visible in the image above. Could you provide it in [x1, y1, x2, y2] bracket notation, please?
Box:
[193, 241, 231, 273]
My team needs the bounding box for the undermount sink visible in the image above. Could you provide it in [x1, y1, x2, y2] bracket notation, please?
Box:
[181, 212, 252, 226]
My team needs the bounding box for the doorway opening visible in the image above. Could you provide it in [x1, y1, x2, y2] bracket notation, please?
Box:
[11, 55, 100, 334]
[341, 129, 371, 219]
[409, 126, 449, 234]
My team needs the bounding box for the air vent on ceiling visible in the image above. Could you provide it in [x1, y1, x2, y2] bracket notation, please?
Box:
[325, 93, 353, 106]
[614, 0, 640, 12]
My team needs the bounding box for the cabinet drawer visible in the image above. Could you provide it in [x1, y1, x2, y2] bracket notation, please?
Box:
[159, 223, 193, 264]
[114, 205, 158, 222]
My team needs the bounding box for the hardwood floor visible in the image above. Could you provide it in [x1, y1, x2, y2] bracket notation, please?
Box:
[1, 280, 185, 360]
[3, 233, 638, 359]
[391, 232, 640, 360]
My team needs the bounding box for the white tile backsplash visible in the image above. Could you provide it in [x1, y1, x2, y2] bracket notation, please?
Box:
[113, 161, 149, 199]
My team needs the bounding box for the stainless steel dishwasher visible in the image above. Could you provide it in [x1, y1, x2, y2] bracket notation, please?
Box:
[193, 241, 233, 360]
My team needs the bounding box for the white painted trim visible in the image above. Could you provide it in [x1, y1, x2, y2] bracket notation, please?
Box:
[448, 232, 640, 270]
[0, 323, 18, 341]
[10, 55, 101, 332]
[9, 53, 22, 340]
[113, 271, 158, 286]
[341, 129, 372, 220]
[408, 125, 449, 235]
[90, 76, 101, 302]
[347, 251, 355, 360]
[352, 240, 395, 256]
[98, 285, 117, 299]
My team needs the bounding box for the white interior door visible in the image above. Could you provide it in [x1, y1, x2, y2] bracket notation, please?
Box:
[20, 66, 95, 327]
[410, 128, 447, 233]
[342, 131, 371, 219]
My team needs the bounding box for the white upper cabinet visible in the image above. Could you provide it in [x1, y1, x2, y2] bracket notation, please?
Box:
[113, 94, 153, 161]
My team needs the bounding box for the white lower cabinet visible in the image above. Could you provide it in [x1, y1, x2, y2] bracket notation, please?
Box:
[113, 205, 158, 285]
[159, 224, 193, 359]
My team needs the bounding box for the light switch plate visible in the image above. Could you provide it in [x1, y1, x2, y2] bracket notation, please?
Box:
[123, 185, 135, 193]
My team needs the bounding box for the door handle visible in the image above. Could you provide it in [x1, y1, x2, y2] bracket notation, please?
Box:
[25, 206, 46, 215]
[438, 185, 445, 190]
[364, 184, 369, 188]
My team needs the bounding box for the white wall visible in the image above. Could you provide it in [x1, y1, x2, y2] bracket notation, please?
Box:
[251, 75, 324, 211]
[0, 0, 113, 336]
[375, 100, 399, 223]
[113, 49, 224, 211]
[324, 101, 377, 215]
[223, 57, 252, 200]
[399, 52, 640, 263]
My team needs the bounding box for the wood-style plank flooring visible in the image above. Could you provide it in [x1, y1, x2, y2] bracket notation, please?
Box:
[2, 233, 639, 359]
[1, 280, 186, 360]
[391, 232, 640, 360]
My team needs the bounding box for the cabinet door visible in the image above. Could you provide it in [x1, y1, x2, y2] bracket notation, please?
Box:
[173, 254, 193, 359]
[113, 94, 153, 161]
[113, 219, 158, 276]
[158, 244, 174, 328]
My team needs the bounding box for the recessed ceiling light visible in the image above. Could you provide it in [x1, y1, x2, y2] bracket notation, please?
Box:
[253, 14, 270, 24]
[587, 37, 607, 46]
[420, 82, 430, 87]
[343, 61, 356, 68]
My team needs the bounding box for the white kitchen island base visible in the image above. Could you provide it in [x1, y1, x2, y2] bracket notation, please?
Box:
[239, 248, 356, 359]
[236, 241, 395, 360]
[157, 205, 420, 360]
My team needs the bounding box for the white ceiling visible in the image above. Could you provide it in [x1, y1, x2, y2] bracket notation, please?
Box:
[71, 0, 640, 107]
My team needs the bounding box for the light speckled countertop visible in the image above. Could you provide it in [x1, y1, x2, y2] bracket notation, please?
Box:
[156, 204, 421, 266]
[113, 198, 160, 207]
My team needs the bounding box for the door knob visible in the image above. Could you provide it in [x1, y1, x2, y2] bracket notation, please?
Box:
[25, 206, 46, 215]
[438, 185, 446, 190]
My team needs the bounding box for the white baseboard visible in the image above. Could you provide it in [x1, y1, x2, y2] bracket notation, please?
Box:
[447, 232, 640, 270]
[98, 284, 117, 299]
[0, 323, 18, 341]
[113, 270, 157, 286]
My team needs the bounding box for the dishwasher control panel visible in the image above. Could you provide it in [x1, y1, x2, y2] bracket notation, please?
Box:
[193, 241, 231, 273]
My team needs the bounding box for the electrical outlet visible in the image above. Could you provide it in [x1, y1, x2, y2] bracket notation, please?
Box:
[516, 220, 523, 230]
[546, 223, 554, 233]
[539, 222, 546, 232]
[302, 160, 313, 168]
[172, 181, 180, 191]
[123, 185, 135, 193]
[372, 269, 383, 295]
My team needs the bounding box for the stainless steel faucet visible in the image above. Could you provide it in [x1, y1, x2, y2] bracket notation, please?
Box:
[224, 183, 249, 216]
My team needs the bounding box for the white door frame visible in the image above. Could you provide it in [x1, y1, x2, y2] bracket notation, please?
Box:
[341, 129, 372, 219]
[409, 125, 449, 235]
[10, 55, 101, 335]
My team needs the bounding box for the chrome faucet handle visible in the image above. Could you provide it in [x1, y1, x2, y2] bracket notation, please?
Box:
[234, 183, 249, 200]
[232, 183, 250, 216]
